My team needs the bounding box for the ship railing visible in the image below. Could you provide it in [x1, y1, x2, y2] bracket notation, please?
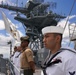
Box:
[8, 59, 24, 75]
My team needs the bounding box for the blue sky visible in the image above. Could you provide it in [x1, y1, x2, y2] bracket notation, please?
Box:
[0, 0, 76, 58]
[47, 0, 76, 16]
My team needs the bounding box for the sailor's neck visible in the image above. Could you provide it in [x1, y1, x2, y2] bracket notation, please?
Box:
[22, 46, 28, 51]
[50, 46, 61, 54]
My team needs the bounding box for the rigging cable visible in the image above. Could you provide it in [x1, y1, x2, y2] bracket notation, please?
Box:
[62, 0, 76, 46]
[63, 0, 76, 33]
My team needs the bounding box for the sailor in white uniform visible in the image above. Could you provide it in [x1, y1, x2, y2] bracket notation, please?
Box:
[12, 42, 21, 75]
[41, 26, 76, 75]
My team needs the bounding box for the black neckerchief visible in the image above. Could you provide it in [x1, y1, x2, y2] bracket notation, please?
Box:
[41, 50, 62, 69]
[15, 52, 21, 58]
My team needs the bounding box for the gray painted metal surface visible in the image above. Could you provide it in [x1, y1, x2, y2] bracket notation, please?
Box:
[0, 57, 8, 75]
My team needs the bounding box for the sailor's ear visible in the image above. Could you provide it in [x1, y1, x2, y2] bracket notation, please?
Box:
[56, 35, 61, 42]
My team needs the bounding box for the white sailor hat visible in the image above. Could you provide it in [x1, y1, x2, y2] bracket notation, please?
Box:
[14, 42, 20, 47]
[42, 26, 64, 35]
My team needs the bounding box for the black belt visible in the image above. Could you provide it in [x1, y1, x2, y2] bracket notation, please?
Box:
[21, 67, 31, 69]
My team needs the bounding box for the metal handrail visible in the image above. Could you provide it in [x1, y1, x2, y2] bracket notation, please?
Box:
[8, 59, 24, 75]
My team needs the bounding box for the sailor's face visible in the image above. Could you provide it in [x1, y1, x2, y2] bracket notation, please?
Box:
[17, 46, 22, 51]
[43, 33, 57, 50]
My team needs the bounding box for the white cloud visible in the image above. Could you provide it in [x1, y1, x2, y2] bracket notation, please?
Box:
[0, 0, 16, 6]
[57, 15, 76, 38]
[18, 30, 24, 37]
[0, 46, 10, 58]
[0, 34, 13, 45]
[16, 23, 23, 28]
[57, 15, 76, 47]
[0, 34, 15, 58]
[0, 20, 5, 30]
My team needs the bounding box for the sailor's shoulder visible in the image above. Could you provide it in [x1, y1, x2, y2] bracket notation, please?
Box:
[57, 48, 76, 62]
